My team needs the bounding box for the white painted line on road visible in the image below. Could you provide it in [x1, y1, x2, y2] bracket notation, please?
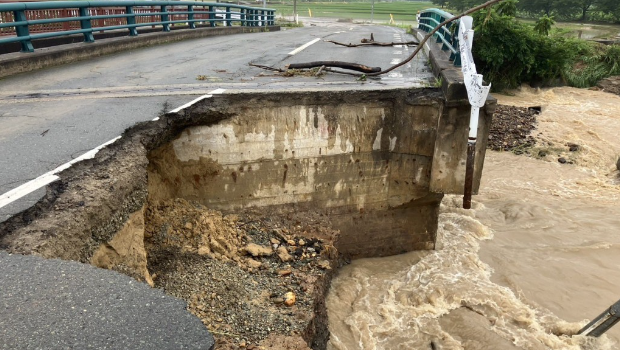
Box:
[288, 38, 321, 55]
[169, 95, 212, 113]
[0, 136, 122, 209]
[393, 51, 402, 55]
[168, 88, 226, 114]
[0, 88, 229, 210]
[390, 59, 401, 64]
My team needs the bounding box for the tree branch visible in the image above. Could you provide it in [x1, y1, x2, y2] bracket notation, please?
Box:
[367, 0, 505, 76]
[286, 61, 381, 73]
[325, 39, 419, 47]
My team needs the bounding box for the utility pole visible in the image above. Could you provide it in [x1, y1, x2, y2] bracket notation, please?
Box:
[293, 0, 298, 24]
[370, 0, 374, 23]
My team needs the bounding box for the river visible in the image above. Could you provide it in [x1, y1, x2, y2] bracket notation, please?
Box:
[326, 86, 620, 350]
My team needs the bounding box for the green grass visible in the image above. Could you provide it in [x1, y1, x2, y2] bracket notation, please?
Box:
[517, 18, 620, 40]
[269, 1, 433, 23]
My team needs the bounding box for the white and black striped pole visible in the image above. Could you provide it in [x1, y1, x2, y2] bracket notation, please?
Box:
[458, 16, 491, 209]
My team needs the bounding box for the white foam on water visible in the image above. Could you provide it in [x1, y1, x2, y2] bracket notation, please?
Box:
[327, 86, 620, 350]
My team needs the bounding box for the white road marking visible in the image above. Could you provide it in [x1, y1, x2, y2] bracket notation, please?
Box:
[0, 88, 226, 210]
[390, 59, 401, 64]
[393, 51, 402, 55]
[169, 88, 226, 113]
[0, 136, 121, 209]
[288, 38, 321, 55]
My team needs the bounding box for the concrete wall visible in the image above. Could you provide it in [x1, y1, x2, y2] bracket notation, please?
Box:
[148, 89, 494, 258]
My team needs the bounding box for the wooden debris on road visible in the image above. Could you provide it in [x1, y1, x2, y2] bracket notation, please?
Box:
[286, 61, 381, 73]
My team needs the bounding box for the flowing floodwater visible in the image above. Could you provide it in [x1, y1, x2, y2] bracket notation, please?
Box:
[326, 86, 620, 350]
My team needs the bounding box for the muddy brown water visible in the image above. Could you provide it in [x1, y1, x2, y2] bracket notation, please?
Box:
[326, 86, 620, 350]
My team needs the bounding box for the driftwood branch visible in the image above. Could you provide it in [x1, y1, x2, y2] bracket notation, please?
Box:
[249, 0, 504, 78]
[286, 61, 381, 73]
[325, 39, 419, 47]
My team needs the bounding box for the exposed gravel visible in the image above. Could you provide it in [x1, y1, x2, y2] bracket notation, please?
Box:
[487, 104, 538, 154]
[145, 199, 340, 350]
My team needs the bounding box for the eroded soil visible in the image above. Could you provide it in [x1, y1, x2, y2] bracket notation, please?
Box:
[144, 199, 340, 349]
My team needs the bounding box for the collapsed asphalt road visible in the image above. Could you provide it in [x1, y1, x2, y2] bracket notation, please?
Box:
[0, 19, 433, 222]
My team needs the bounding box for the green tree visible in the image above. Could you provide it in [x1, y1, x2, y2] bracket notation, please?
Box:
[431, 0, 449, 8]
[496, 0, 518, 17]
[599, 0, 620, 21]
[534, 15, 555, 35]
[447, 0, 487, 12]
[518, 0, 558, 16]
[575, 0, 599, 21]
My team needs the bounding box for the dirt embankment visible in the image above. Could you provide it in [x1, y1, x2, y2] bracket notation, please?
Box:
[144, 199, 341, 350]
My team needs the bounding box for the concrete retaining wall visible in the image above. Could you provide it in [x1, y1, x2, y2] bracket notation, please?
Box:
[148, 89, 494, 258]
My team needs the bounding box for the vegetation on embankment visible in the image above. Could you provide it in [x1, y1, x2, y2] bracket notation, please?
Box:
[471, 4, 620, 91]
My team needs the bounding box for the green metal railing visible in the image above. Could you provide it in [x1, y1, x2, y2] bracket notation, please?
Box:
[0, 1, 275, 52]
[418, 8, 461, 66]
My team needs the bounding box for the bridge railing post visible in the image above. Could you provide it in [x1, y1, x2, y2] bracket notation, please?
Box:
[125, 6, 138, 36]
[78, 7, 95, 43]
[208, 5, 215, 27]
[160, 5, 170, 32]
[188, 5, 196, 29]
[12, 9, 34, 52]
[241, 8, 246, 26]
[225, 6, 231, 27]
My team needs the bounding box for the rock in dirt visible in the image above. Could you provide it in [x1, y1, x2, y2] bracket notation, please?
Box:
[244, 243, 273, 257]
[277, 246, 293, 262]
[317, 260, 331, 270]
[284, 292, 296, 306]
[246, 258, 262, 269]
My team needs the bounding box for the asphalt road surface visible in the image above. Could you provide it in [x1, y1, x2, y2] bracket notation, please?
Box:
[0, 252, 215, 350]
[0, 18, 434, 222]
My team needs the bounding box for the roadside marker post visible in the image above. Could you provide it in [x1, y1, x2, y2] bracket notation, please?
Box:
[458, 16, 491, 209]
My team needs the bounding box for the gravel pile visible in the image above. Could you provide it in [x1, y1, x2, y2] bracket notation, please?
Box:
[487, 104, 538, 153]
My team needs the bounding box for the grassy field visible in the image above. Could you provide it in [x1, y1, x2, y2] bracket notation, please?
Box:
[517, 19, 620, 40]
[269, 1, 433, 23]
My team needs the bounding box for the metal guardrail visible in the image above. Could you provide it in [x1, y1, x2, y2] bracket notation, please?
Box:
[418, 8, 461, 66]
[578, 299, 620, 337]
[0, 1, 275, 52]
